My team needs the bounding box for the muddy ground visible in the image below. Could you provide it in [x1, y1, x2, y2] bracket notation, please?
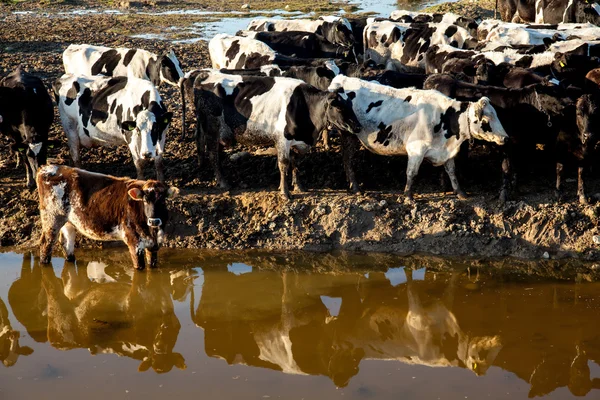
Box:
[1, 0, 600, 261]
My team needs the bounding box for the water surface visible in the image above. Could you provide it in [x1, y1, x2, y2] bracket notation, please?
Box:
[0, 249, 599, 399]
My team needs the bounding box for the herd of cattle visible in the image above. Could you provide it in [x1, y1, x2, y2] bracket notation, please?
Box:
[2, 4, 600, 268]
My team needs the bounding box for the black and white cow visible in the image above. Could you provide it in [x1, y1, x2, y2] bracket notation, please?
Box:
[363, 20, 477, 70]
[246, 17, 356, 47]
[497, 0, 600, 23]
[237, 30, 355, 61]
[63, 44, 184, 137]
[328, 75, 508, 199]
[0, 67, 54, 189]
[53, 75, 173, 182]
[390, 10, 479, 37]
[193, 70, 361, 199]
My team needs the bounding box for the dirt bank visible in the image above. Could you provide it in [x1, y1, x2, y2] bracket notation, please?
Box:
[1, 1, 600, 261]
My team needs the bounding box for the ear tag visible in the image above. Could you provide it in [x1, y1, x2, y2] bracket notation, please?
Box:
[559, 61, 566, 67]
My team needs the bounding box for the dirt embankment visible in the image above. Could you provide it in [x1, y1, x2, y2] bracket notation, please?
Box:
[1, 1, 600, 261]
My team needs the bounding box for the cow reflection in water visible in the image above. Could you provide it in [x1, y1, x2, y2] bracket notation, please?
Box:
[0, 296, 33, 367]
[41, 260, 185, 373]
[192, 266, 502, 386]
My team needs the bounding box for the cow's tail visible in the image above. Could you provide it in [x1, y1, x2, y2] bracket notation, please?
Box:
[180, 77, 187, 140]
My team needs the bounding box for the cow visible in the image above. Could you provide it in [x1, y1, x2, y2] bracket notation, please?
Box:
[328, 75, 508, 200]
[236, 30, 355, 62]
[193, 71, 361, 199]
[423, 73, 592, 203]
[478, 23, 600, 50]
[36, 165, 179, 270]
[53, 74, 173, 182]
[390, 10, 479, 37]
[0, 67, 54, 189]
[40, 262, 185, 373]
[63, 44, 185, 138]
[363, 20, 477, 71]
[246, 17, 355, 47]
[497, 0, 600, 23]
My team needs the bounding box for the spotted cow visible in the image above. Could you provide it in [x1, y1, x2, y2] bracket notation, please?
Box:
[498, 0, 600, 23]
[363, 20, 477, 71]
[390, 10, 479, 37]
[0, 67, 54, 189]
[246, 17, 356, 47]
[328, 75, 508, 200]
[193, 70, 361, 199]
[53, 74, 173, 181]
[37, 165, 179, 270]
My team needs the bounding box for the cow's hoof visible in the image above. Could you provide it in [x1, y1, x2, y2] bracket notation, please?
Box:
[218, 181, 231, 191]
[554, 190, 564, 203]
[456, 191, 468, 200]
[280, 192, 291, 201]
[404, 195, 414, 205]
[293, 185, 305, 193]
[499, 190, 508, 205]
[579, 196, 589, 206]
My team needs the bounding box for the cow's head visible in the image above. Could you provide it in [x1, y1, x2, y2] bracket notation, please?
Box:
[322, 21, 355, 47]
[576, 94, 600, 150]
[580, 0, 600, 23]
[325, 91, 362, 134]
[127, 180, 179, 243]
[0, 326, 34, 367]
[122, 107, 173, 161]
[159, 50, 184, 87]
[474, 58, 496, 85]
[552, 52, 600, 84]
[468, 97, 508, 145]
[459, 335, 502, 376]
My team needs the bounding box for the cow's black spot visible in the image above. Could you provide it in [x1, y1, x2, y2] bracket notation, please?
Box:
[226, 40, 241, 62]
[160, 55, 181, 85]
[146, 57, 160, 86]
[78, 88, 93, 128]
[284, 85, 320, 145]
[141, 90, 151, 109]
[89, 77, 128, 126]
[381, 34, 388, 44]
[405, 96, 412, 102]
[375, 122, 393, 145]
[65, 81, 80, 106]
[116, 104, 124, 126]
[91, 49, 122, 76]
[366, 100, 383, 113]
[110, 99, 117, 114]
[444, 25, 458, 38]
[347, 91, 356, 100]
[123, 49, 137, 67]
[432, 14, 443, 23]
[236, 52, 247, 69]
[482, 120, 492, 132]
[83, 127, 90, 137]
[515, 55, 533, 68]
[435, 103, 469, 140]
[246, 52, 272, 69]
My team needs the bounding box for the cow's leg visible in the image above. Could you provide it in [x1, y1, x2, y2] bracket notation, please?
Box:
[341, 132, 361, 194]
[24, 155, 36, 190]
[146, 249, 158, 269]
[128, 242, 146, 271]
[322, 130, 330, 151]
[208, 139, 229, 190]
[134, 156, 146, 180]
[40, 218, 67, 265]
[555, 162, 564, 202]
[404, 154, 424, 201]
[499, 154, 511, 204]
[577, 164, 588, 205]
[277, 144, 291, 200]
[290, 151, 305, 193]
[60, 223, 77, 262]
[444, 158, 468, 200]
[64, 121, 82, 168]
[154, 155, 165, 183]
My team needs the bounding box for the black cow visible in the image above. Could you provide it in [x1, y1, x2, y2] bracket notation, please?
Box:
[0, 67, 54, 189]
[193, 71, 361, 199]
[237, 30, 355, 62]
[424, 74, 591, 203]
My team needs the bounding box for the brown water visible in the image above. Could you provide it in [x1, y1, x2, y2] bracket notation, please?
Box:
[0, 249, 599, 399]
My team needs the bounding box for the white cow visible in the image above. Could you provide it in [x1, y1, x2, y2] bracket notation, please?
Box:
[328, 75, 508, 200]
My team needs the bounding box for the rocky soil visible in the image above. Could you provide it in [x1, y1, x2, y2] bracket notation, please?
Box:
[1, 0, 600, 261]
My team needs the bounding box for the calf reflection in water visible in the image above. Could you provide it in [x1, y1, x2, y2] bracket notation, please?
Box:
[191, 266, 503, 386]
[0, 296, 33, 367]
[41, 260, 185, 373]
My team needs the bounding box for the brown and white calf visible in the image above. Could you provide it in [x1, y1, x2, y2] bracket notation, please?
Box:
[37, 165, 178, 270]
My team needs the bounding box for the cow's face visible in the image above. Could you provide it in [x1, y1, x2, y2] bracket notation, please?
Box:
[325, 92, 362, 134]
[468, 97, 508, 145]
[160, 50, 184, 87]
[128, 181, 179, 240]
[576, 94, 600, 150]
[0, 324, 33, 367]
[461, 335, 502, 376]
[326, 22, 355, 47]
[581, 0, 600, 23]
[122, 110, 173, 160]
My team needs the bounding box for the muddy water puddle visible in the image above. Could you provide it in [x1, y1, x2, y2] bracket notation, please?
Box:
[0, 249, 599, 399]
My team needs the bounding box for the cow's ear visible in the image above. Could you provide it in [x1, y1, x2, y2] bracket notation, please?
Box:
[122, 121, 136, 131]
[167, 186, 180, 198]
[162, 112, 173, 125]
[128, 188, 144, 201]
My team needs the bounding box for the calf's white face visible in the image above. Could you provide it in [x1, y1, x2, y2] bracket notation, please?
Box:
[122, 110, 173, 160]
[468, 97, 508, 145]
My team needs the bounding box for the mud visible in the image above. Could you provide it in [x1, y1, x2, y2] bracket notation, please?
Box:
[1, 1, 600, 261]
